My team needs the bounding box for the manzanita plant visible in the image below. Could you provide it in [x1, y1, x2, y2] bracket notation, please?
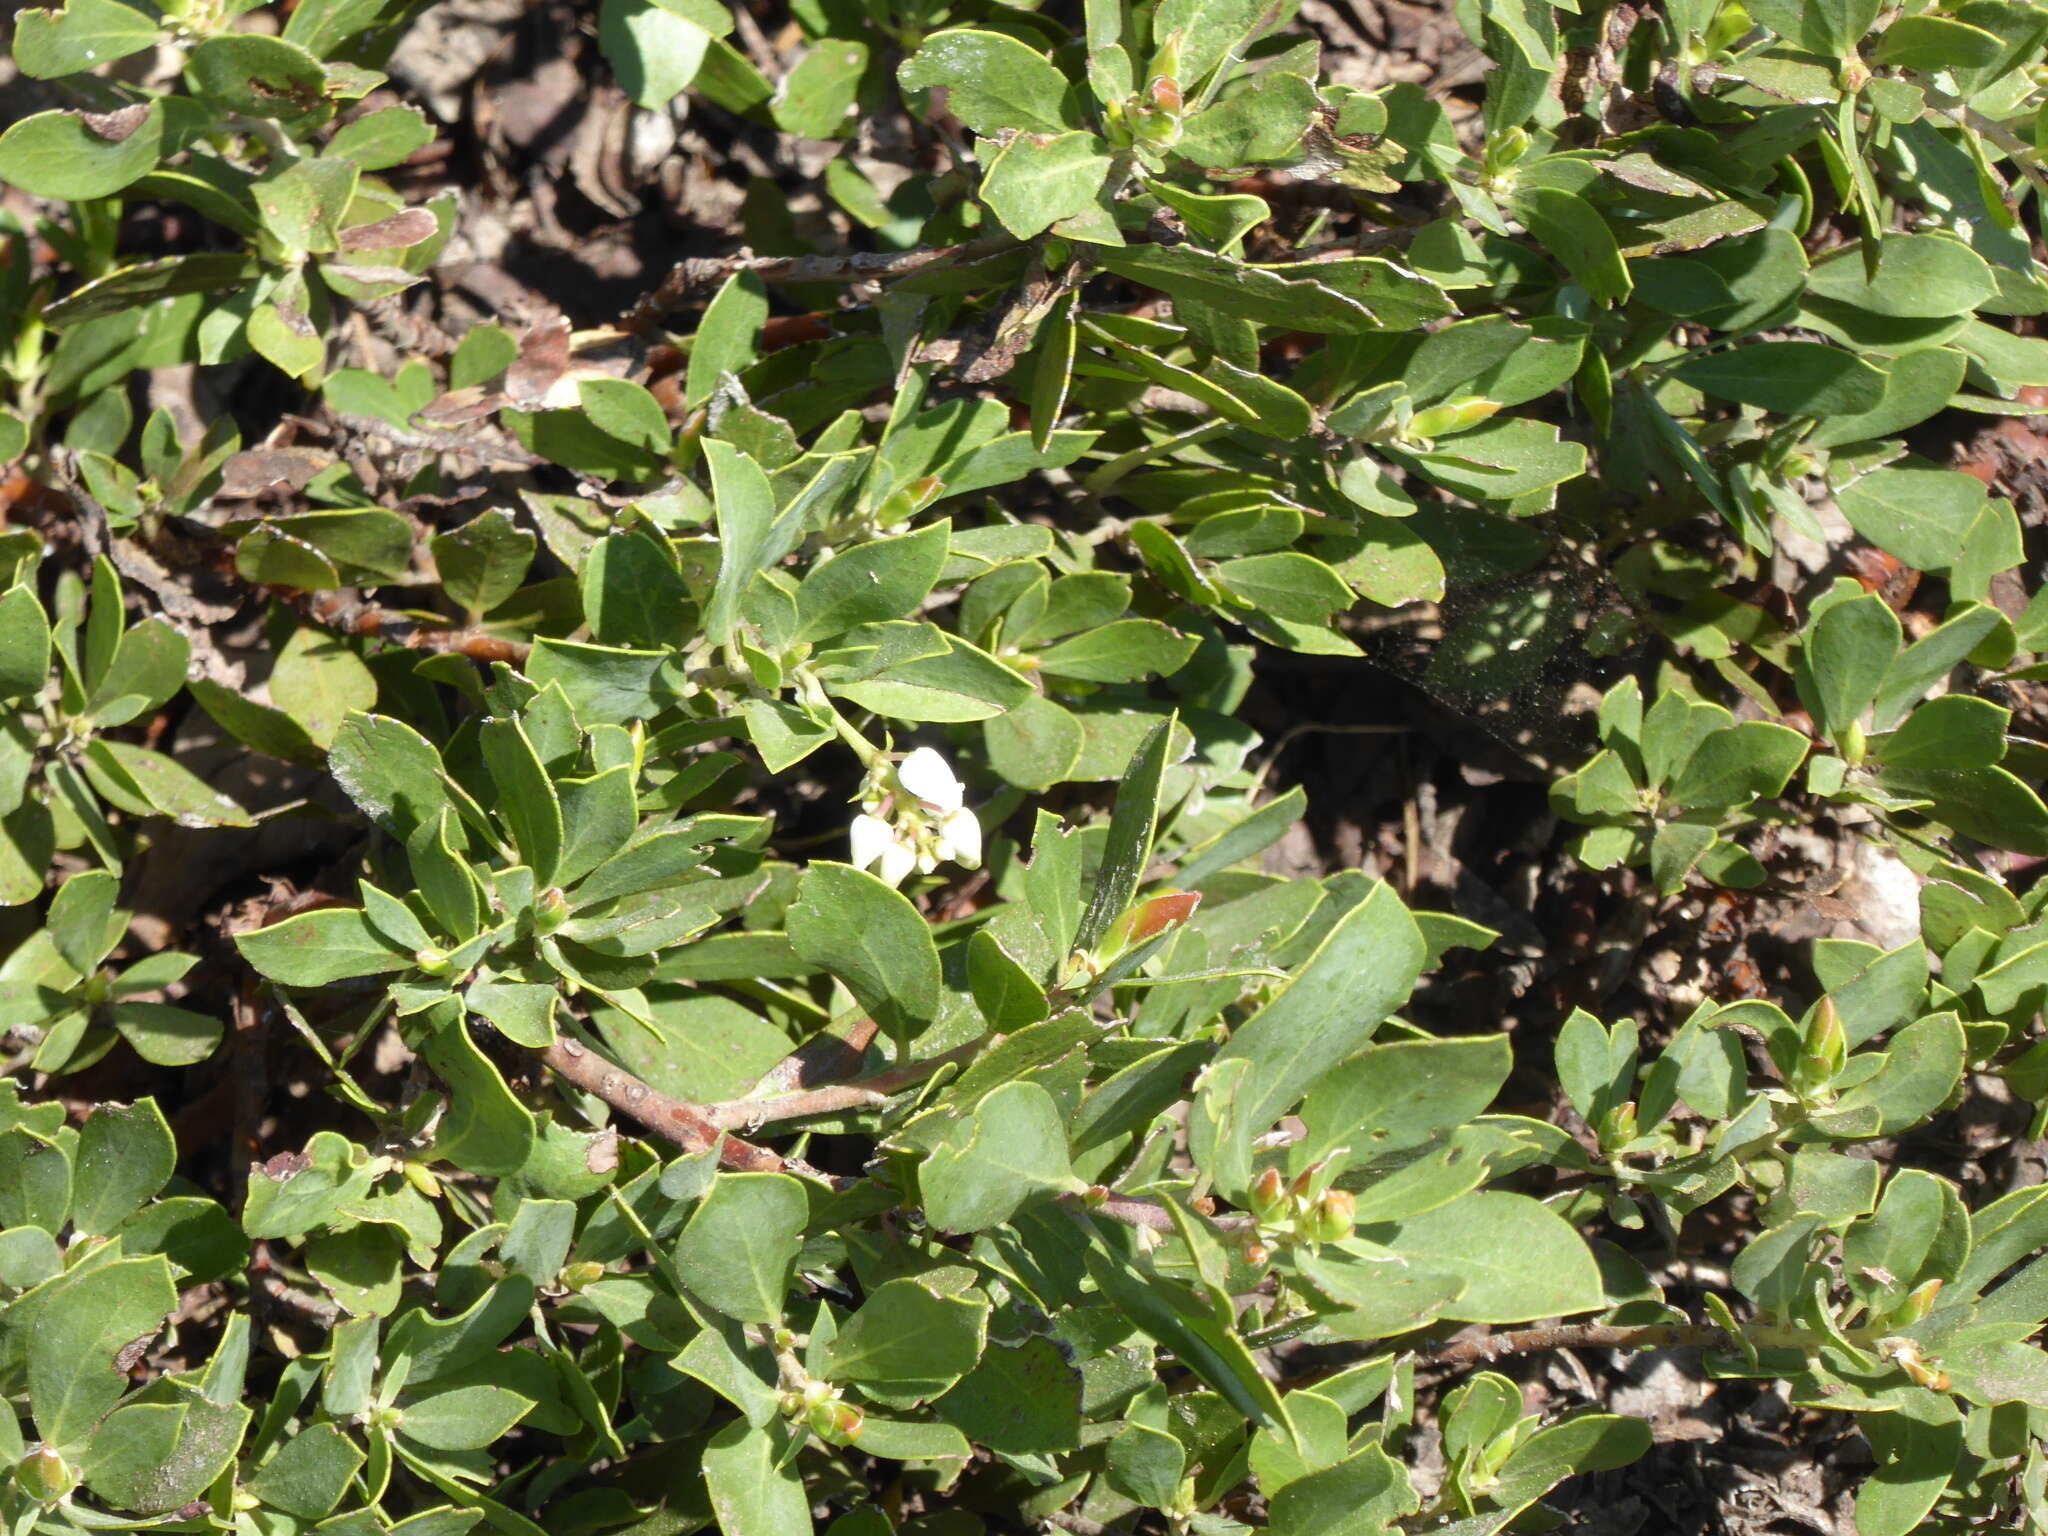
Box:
[7, 0, 2048, 1529]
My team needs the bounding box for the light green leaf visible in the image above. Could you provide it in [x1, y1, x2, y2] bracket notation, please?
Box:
[920, 1080, 1075, 1233]
[1372, 1191, 1604, 1323]
[673, 1172, 808, 1323]
[899, 29, 1078, 136]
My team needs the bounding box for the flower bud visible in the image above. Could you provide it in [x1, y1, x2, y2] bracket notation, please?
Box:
[1894, 1277, 1943, 1326]
[1240, 1236, 1272, 1268]
[1248, 1166, 1287, 1220]
[1489, 126, 1531, 169]
[1300, 1188, 1355, 1245]
[17, 1447, 77, 1504]
[401, 1161, 442, 1199]
[807, 1397, 864, 1444]
[559, 1261, 605, 1291]
[1097, 890, 1202, 967]
[534, 887, 571, 935]
[1407, 396, 1501, 442]
[1598, 1101, 1638, 1152]
[1794, 996, 1847, 1101]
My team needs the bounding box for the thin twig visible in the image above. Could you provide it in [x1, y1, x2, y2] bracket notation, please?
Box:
[1416, 1321, 1731, 1366]
[332, 410, 546, 467]
[618, 236, 1016, 336]
[702, 1034, 983, 1131]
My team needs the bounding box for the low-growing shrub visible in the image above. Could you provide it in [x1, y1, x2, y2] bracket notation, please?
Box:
[5, 0, 2048, 1529]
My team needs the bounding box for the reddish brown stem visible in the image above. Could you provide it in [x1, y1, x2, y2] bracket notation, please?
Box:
[539, 1034, 846, 1186]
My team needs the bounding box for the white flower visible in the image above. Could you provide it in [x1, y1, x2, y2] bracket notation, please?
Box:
[933, 805, 981, 867]
[846, 749, 981, 886]
[895, 747, 964, 814]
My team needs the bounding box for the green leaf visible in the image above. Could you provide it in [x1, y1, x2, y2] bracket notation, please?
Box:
[397, 1385, 535, 1450]
[1877, 694, 2008, 772]
[1878, 17, 2004, 69]
[480, 716, 565, 886]
[0, 104, 164, 200]
[701, 1419, 810, 1536]
[1192, 882, 1426, 1196]
[830, 633, 1033, 721]
[185, 34, 328, 122]
[13, 0, 160, 78]
[673, 1172, 808, 1323]
[1215, 552, 1355, 624]
[824, 1275, 988, 1397]
[1091, 244, 1377, 331]
[21, 1255, 176, 1451]
[0, 586, 50, 703]
[1836, 464, 1987, 573]
[416, 1018, 537, 1176]
[327, 105, 435, 171]
[1882, 764, 2048, 855]
[1667, 721, 1808, 809]
[920, 1080, 1075, 1233]
[1107, 1421, 1186, 1508]
[1297, 1035, 1512, 1167]
[1266, 1441, 1417, 1536]
[1855, 1390, 1963, 1536]
[1488, 1414, 1653, 1515]
[931, 1335, 1082, 1455]
[1674, 342, 1888, 417]
[772, 37, 868, 138]
[787, 863, 942, 1051]
[48, 867, 121, 975]
[1512, 185, 1631, 303]
[431, 510, 534, 617]
[269, 627, 376, 749]
[899, 29, 1079, 136]
[111, 1003, 223, 1067]
[979, 130, 1115, 239]
[1081, 1218, 1290, 1436]
[81, 1385, 249, 1515]
[1369, 1191, 1604, 1323]
[1074, 717, 1175, 954]
[1176, 70, 1317, 166]
[1823, 1012, 1967, 1136]
[71, 1099, 174, 1236]
[330, 712, 448, 835]
[1806, 234, 1997, 321]
[794, 520, 951, 642]
[1797, 592, 1901, 741]
[246, 1423, 365, 1519]
[686, 271, 769, 409]
[704, 440, 778, 648]
[235, 907, 415, 986]
[1744, 0, 1879, 54]
[600, 0, 712, 108]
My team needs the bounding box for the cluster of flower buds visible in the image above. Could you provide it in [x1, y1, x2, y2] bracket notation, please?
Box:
[848, 747, 981, 888]
[1242, 1164, 1356, 1263]
[780, 1378, 864, 1446]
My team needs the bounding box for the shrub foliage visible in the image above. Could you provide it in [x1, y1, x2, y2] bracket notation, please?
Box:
[5, 0, 2048, 1529]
